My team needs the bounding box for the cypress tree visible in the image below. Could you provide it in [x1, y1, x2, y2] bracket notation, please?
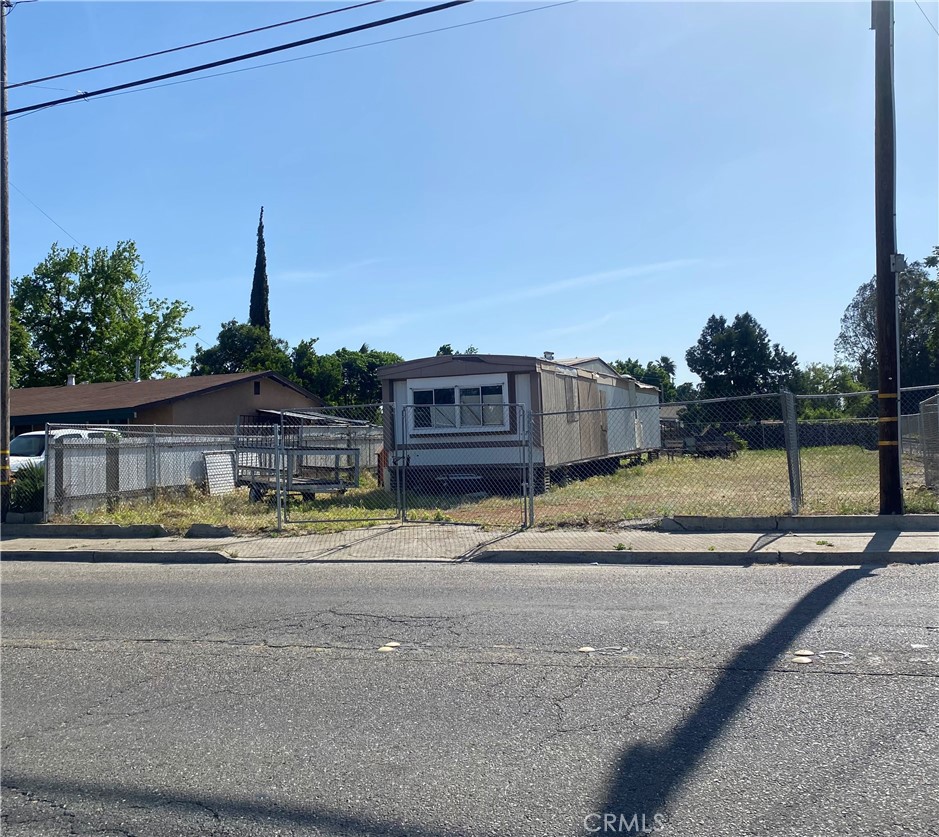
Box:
[249, 206, 271, 332]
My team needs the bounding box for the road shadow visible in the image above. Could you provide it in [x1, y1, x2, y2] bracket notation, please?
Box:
[599, 566, 875, 827]
[1, 774, 496, 837]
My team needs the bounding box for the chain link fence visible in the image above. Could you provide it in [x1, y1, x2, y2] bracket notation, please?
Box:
[22, 385, 939, 532]
[398, 403, 530, 528]
[42, 423, 281, 531]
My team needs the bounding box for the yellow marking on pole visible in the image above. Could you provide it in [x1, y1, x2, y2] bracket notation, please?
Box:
[878, 441, 899, 446]
[877, 416, 898, 422]
[878, 393, 898, 399]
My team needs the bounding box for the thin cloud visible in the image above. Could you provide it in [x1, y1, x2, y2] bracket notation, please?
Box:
[320, 258, 699, 347]
[276, 258, 384, 283]
[541, 311, 626, 338]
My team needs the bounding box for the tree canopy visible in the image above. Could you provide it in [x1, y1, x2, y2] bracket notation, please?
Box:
[611, 356, 678, 401]
[436, 344, 479, 356]
[190, 320, 292, 377]
[293, 342, 404, 404]
[835, 247, 939, 389]
[12, 242, 196, 387]
[686, 312, 798, 398]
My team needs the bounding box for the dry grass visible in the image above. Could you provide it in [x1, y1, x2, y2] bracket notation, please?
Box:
[58, 447, 937, 534]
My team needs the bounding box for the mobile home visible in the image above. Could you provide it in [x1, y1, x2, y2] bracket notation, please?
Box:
[376, 354, 661, 490]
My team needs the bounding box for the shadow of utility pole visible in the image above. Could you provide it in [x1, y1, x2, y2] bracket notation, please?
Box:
[600, 566, 875, 826]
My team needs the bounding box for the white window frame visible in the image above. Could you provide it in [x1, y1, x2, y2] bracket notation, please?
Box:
[407, 373, 510, 434]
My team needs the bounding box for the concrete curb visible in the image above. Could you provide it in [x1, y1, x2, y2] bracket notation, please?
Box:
[472, 551, 939, 566]
[1, 551, 232, 564]
[1, 524, 171, 538]
[660, 515, 939, 533]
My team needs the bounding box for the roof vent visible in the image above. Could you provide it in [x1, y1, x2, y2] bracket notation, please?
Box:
[543, 351, 555, 361]
[66, 374, 76, 386]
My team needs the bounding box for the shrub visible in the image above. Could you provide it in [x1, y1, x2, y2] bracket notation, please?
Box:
[10, 463, 44, 513]
[723, 431, 749, 451]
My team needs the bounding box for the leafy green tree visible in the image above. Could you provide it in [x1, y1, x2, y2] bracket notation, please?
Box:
[12, 242, 196, 386]
[249, 207, 270, 332]
[793, 362, 872, 419]
[9, 305, 36, 388]
[436, 343, 478, 356]
[292, 342, 403, 404]
[332, 344, 404, 404]
[686, 312, 798, 397]
[611, 355, 678, 401]
[292, 339, 342, 398]
[836, 247, 939, 389]
[190, 320, 292, 377]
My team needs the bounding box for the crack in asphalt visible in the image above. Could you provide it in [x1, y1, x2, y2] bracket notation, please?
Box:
[2, 781, 230, 837]
[2, 638, 934, 679]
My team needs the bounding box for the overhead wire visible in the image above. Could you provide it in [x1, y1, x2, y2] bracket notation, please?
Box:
[912, 0, 939, 37]
[7, 0, 473, 118]
[10, 183, 85, 247]
[5, 0, 387, 90]
[8, 0, 577, 120]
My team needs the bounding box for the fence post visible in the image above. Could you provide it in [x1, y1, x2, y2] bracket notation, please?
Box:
[527, 409, 535, 528]
[398, 406, 407, 523]
[275, 424, 283, 532]
[780, 388, 802, 515]
[105, 434, 120, 512]
[149, 425, 158, 501]
[42, 424, 51, 522]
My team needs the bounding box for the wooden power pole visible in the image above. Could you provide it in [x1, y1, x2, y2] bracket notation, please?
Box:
[1, 1, 11, 523]
[872, 0, 904, 515]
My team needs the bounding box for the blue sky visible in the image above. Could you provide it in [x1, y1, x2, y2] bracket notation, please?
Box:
[7, 0, 938, 385]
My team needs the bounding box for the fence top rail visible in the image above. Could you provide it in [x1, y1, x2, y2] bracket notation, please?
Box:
[535, 403, 657, 419]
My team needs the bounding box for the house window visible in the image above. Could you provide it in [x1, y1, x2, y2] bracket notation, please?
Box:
[410, 380, 507, 432]
[254, 381, 261, 396]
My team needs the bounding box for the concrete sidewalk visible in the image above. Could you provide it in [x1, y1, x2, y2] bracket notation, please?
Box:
[1, 520, 936, 564]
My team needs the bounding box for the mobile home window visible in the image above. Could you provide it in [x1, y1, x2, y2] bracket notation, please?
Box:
[412, 383, 505, 430]
[459, 386, 504, 427]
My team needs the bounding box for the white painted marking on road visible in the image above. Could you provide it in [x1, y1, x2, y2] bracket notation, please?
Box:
[791, 656, 813, 664]
[578, 647, 595, 653]
[793, 649, 815, 656]
[385, 641, 401, 647]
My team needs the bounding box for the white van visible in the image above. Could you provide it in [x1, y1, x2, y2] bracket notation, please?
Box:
[9, 429, 112, 474]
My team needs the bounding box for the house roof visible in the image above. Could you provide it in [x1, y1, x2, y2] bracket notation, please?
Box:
[12, 372, 322, 421]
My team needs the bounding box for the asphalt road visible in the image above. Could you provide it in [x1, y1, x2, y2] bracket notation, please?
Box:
[2, 561, 937, 837]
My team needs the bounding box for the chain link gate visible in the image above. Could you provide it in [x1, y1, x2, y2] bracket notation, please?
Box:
[398, 403, 531, 528]
[267, 405, 401, 528]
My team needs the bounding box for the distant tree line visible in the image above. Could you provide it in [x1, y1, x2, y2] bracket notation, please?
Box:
[10, 221, 938, 412]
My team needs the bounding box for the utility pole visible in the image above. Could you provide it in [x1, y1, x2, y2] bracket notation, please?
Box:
[1, 0, 11, 523]
[871, 0, 903, 515]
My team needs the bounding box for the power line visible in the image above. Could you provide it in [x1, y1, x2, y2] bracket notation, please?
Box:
[5, 0, 386, 91]
[10, 182, 84, 246]
[7, 0, 472, 118]
[912, 0, 939, 36]
[10, 0, 576, 118]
